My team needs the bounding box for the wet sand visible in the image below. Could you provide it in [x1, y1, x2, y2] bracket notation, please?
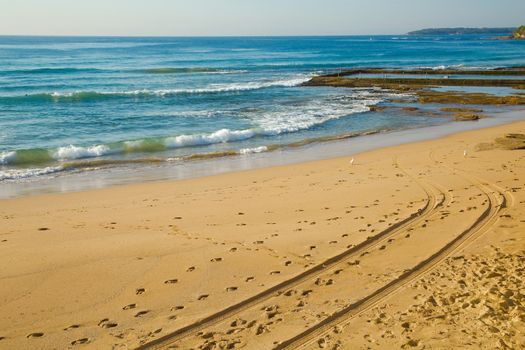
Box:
[0, 119, 524, 349]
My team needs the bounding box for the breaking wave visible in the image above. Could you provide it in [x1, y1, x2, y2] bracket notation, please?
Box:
[0, 88, 387, 168]
[0, 76, 311, 102]
[141, 67, 247, 74]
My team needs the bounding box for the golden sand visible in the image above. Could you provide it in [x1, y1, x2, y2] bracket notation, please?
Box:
[1, 120, 524, 349]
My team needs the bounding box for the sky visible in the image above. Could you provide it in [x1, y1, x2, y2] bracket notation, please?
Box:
[0, 0, 524, 36]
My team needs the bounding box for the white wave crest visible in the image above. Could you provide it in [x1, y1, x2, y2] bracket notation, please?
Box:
[418, 64, 493, 71]
[165, 129, 256, 148]
[53, 144, 111, 160]
[239, 146, 268, 155]
[34, 76, 311, 99]
[51, 91, 73, 97]
[0, 166, 64, 181]
[209, 69, 249, 75]
[0, 151, 16, 165]
[163, 77, 311, 95]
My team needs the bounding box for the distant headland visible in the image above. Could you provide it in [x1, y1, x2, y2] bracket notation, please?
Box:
[407, 27, 514, 36]
[407, 26, 525, 40]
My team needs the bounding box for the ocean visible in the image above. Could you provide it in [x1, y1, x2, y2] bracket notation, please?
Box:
[1, 35, 525, 191]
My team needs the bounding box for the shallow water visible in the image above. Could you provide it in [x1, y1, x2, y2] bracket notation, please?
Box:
[2, 109, 523, 199]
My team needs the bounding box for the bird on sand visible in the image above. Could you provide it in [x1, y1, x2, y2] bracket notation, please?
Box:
[350, 158, 355, 165]
[463, 150, 468, 158]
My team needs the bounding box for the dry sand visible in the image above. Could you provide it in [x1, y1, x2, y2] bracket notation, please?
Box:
[0, 120, 524, 350]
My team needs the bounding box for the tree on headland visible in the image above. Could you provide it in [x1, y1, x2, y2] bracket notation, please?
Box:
[513, 26, 525, 39]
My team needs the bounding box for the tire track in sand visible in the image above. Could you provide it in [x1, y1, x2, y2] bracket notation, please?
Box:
[274, 155, 511, 350]
[136, 161, 448, 350]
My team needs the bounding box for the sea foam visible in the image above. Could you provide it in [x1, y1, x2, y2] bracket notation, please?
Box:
[165, 129, 256, 148]
[239, 146, 269, 154]
[53, 144, 112, 160]
[0, 166, 64, 181]
[0, 151, 16, 165]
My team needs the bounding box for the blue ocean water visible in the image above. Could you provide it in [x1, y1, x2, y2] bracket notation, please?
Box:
[1, 35, 525, 182]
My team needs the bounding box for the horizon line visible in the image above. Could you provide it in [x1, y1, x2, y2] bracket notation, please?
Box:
[0, 33, 406, 38]
[0, 28, 516, 39]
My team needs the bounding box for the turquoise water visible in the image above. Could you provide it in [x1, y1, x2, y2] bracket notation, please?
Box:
[1, 35, 525, 182]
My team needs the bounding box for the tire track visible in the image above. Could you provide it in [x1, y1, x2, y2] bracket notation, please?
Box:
[136, 164, 448, 350]
[274, 162, 510, 350]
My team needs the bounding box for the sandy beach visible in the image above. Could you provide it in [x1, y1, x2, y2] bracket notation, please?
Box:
[1, 119, 524, 350]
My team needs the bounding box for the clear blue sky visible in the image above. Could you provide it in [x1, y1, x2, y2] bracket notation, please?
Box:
[1, 0, 524, 36]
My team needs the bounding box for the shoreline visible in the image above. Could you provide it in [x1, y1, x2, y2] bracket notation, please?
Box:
[0, 116, 524, 349]
[2, 108, 524, 199]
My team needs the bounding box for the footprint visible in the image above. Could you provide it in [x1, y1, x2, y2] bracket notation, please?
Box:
[231, 319, 248, 327]
[284, 261, 292, 266]
[136, 288, 146, 295]
[171, 305, 184, 311]
[210, 257, 223, 262]
[71, 338, 89, 346]
[27, 332, 44, 338]
[99, 320, 118, 329]
[270, 271, 281, 275]
[200, 331, 216, 339]
[187, 266, 196, 272]
[229, 247, 238, 252]
[123, 304, 136, 310]
[255, 324, 267, 335]
[98, 319, 109, 326]
[164, 279, 179, 284]
[38, 228, 49, 231]
[134, 310, 150, 318]
[246, 277, 255, 282]
[64, 324, 80, 331]
[315, 278, 334, 286]
[226, 286, 238, 292]
[198, 294, 209, 301]
[264, 305, 280, 319]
